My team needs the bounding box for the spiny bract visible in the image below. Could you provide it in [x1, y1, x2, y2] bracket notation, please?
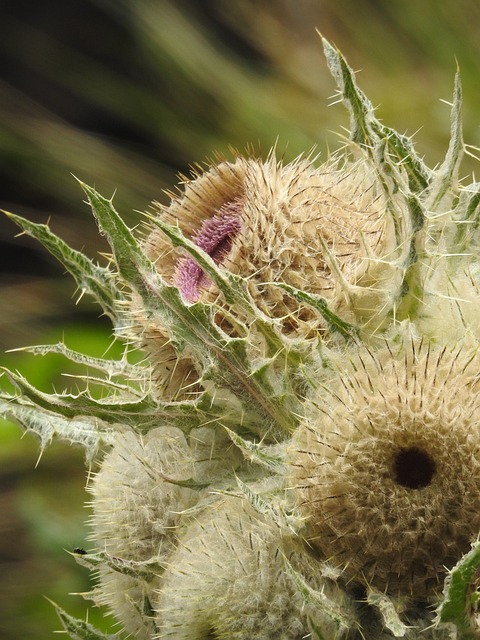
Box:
[2, 37, 480, 640]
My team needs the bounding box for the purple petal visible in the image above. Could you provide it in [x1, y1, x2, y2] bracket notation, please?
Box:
[174, 199, 243, 302]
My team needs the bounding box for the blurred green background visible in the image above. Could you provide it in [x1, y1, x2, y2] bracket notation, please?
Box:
[1, 1, 479, 638]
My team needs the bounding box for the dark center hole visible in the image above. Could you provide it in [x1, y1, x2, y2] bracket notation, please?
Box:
[393, 446, 436, 489]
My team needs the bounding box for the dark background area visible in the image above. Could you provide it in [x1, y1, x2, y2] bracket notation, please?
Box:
[1, 1, 479, 638]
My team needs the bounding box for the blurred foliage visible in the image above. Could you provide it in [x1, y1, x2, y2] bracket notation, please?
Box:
[1, 0, 480, 637]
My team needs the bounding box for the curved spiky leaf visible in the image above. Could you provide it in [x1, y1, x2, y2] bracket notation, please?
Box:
[148, 216, 298, 358]
[223, 426, 286, 473]
[426, 70, 464, 212]
[48, 600, 119, 640]
[436, 541, 480, 638]
[274, 282, 359, 341]
[231, 476, 301, 533]
[10, 342, 146, 380]
[1, 368, 222, 434]
[0, 397, 114, 457]
[2, 210, 122, 322]
[452, 182, 480, 252]
[72, 549, 164, 582]
[322, 36, 431, 327]
[321, 36, 433, 194]
[284, 557, 359, 638]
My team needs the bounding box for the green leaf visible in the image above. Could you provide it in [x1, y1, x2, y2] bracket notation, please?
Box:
[10, 342, 146, 380]
[3, 368, 155, 424]
[147, 215, 311, 366]
[308, 619, 328, 640]
[0, 397, 114, 458]
[150, 215, 246, 307]
[223, 426, 285, 473]
[232, 476, 301, 533]
[78, 180, 154, 294]
[274, 282, 359, 341]
[72, 549, 164, 582]
[321, 36, 433, 194]
[426, 70, 464, 212]
[48, 599, 119, 640]
[322, 35, 430, 320]
[452, 182, 480, 252]
[2, 210, 122, 322]
[436, 542, 480, 639]
[1, 368, 214, 434]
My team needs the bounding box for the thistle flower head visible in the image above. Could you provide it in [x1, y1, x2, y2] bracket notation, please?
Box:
[3, 35, 480, 640]
[143, 154, 395, 329]
[290, 337, 480, 598]
[132, 151, 400, 396]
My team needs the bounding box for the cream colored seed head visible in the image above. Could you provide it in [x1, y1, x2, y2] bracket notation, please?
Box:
[289, 338, 480, 598]
[88, 427, 195, 638]
[155, 496, 356, 640]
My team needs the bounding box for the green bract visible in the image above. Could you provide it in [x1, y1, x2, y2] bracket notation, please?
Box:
[2, 37, 480, 640]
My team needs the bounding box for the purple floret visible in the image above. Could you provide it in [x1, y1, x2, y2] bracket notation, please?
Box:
[174, 199, 243, 302]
